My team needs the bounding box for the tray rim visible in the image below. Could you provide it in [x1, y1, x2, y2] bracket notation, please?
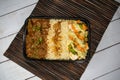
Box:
[23, 16, 91, 63]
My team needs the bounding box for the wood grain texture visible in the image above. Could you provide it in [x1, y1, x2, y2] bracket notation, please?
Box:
[4, 0, 120, 80]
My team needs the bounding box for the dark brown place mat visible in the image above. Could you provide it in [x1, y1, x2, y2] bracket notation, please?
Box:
[4, 0, 120, 80]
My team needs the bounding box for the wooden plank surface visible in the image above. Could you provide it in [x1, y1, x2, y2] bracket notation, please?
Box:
[0, 61, 34, 80]
[4, 0, 120, 80]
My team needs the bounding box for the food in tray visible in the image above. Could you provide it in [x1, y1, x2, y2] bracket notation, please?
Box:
[25, 18, 89, 60]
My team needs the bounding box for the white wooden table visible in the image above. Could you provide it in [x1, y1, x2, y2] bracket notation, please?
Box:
[0, 0, 120, 80]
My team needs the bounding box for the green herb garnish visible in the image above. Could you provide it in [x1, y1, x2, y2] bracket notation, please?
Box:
[35, 37, 43, 45]
[78, 23, 83, 29]
[32, 25, 41, 31]
[38, 37, 43, 44]
[68, 44, 77, 55]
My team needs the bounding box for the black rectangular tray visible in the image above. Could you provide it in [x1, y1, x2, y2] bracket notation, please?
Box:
[23, 16, 91, 63]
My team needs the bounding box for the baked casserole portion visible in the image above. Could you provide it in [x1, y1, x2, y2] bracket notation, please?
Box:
[26, 18, 89, 60]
